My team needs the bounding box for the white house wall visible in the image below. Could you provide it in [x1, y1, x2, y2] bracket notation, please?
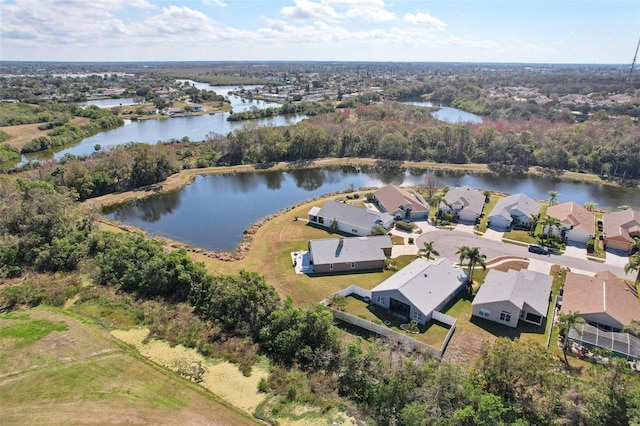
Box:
[472, 300, 520, 328]
[489, 215, 512, 229]
[566, 228, 591, 244]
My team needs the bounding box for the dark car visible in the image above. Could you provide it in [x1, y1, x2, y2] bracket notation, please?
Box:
[528, 244, 549, 255]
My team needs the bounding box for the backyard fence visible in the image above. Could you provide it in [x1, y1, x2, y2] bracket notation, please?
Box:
[328, 307, 442, 359]
[323, 285, 449, 360]
[431, 311, 457, 357]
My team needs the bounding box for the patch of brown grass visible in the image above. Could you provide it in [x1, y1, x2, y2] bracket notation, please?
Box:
[0, 117, 89, 151]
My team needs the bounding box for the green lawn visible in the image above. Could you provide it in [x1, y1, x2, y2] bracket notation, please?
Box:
[341, 295, 449, 348]
[478, 193, 503, 232]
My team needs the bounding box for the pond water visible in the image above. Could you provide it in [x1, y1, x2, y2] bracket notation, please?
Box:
[104, 166, 640, 252]
[22, 83, 304, 162]
[84, 97, 140, 108]
[402, 101, 483, 124]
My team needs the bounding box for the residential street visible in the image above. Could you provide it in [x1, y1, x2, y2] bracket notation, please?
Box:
[395, 225, 633, 279]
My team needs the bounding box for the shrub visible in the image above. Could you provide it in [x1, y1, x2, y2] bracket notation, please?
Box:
[395, 221, 415, 231]
[258, 377, 269, 393]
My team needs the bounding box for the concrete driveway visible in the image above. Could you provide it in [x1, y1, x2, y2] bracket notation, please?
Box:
[415, 228, 627, 278]
[605, 249, 630, 268]
[564, 243, 588, 260]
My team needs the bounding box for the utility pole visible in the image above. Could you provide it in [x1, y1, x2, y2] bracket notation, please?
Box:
[629, 37, 640, 80]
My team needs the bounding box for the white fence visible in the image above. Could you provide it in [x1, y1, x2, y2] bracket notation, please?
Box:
[324, 285, 457, 360]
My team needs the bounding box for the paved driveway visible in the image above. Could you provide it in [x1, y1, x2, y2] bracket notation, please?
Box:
[605, 249, 630, 268]
[414, 229, 627, 278]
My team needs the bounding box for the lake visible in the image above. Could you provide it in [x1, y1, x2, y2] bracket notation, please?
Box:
[104, 166, 640, 252]
[22, 84, 303, 162]
[84, 97, 140, 108]
[402, 101, 483, 124]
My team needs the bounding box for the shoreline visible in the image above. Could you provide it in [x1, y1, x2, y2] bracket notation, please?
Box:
[87, 159, 638, 265]
[86, 157, 635, 210]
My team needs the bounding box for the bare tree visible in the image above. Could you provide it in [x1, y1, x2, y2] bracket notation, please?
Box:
[423, 173, 442, 202]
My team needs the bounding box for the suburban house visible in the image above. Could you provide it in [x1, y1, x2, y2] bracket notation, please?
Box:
[472, 269, 552, 328]
[487, 193, 541, 230]
[370, 258, 467, 325]
[561, 270, 640, 332]
[308, 200, 394, 236]
[546, 201, 595, 244]
[439, 185, 485, 223]
[308, 235, 392, 274]
[373, 184, 430, 221]
[602, 209, 640, 252]
[566, 324, 640, 362]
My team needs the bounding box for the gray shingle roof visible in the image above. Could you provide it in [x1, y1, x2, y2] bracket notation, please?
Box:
[472, 269, 552, 316]
[443, 185, 485, 215]
[372, 258, 467, 316]
[309, 235, 392, 265]
[488, 193, 541, 222]
[314, 200, 392, 229]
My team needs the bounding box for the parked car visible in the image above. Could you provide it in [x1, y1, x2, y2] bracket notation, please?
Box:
[528, 244, 549, 255]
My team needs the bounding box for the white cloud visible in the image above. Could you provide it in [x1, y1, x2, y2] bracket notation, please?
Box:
[344, 6, 395, 22]
[281, 0, 337, 20]
[403, 12, 446, 29]
[127, 0, 156, 9]
[202, 0, 228, 7]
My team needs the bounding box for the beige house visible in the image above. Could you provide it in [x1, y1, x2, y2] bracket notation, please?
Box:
[546, 201, 595, 244]
[603, 209, 640, 252]
[472, 269, 552, 328]
[561, 270, 640, 332]
[373, 185, 430, 221]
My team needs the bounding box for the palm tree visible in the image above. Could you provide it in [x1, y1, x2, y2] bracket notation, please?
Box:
[583, 201, 598, 212]
[483, 190, 491, 204]
[422, 241, 439, 260]
[557, 311, 586, 367]
[548, 190, 560, 206]
[530, 212, 543, 236]
[430, 193, 447, 224]
[540, 215, 562, 245]
[457, 246, 486, 283]
[624, 252, 640, 290]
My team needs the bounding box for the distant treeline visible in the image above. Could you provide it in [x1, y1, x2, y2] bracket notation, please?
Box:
[227, 101, 335, 121]
[28, 102, 639, 201]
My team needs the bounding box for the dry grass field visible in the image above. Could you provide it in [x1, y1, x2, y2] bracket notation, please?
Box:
[0, 117, 90, 151]
[0, 307, 260, 426]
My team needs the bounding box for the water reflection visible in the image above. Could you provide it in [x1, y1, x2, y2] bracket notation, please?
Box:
[291, 168, 326, 191]
[105, 166, 640, 252]
[110, 190, 182, 223]
[264, 171, 285, 190]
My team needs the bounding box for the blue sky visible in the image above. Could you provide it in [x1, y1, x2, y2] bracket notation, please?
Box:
[1, 0, 639, 63]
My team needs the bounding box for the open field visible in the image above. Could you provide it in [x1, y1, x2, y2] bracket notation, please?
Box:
[0, 307, 260, 426]
[1, 117, 90, 151]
